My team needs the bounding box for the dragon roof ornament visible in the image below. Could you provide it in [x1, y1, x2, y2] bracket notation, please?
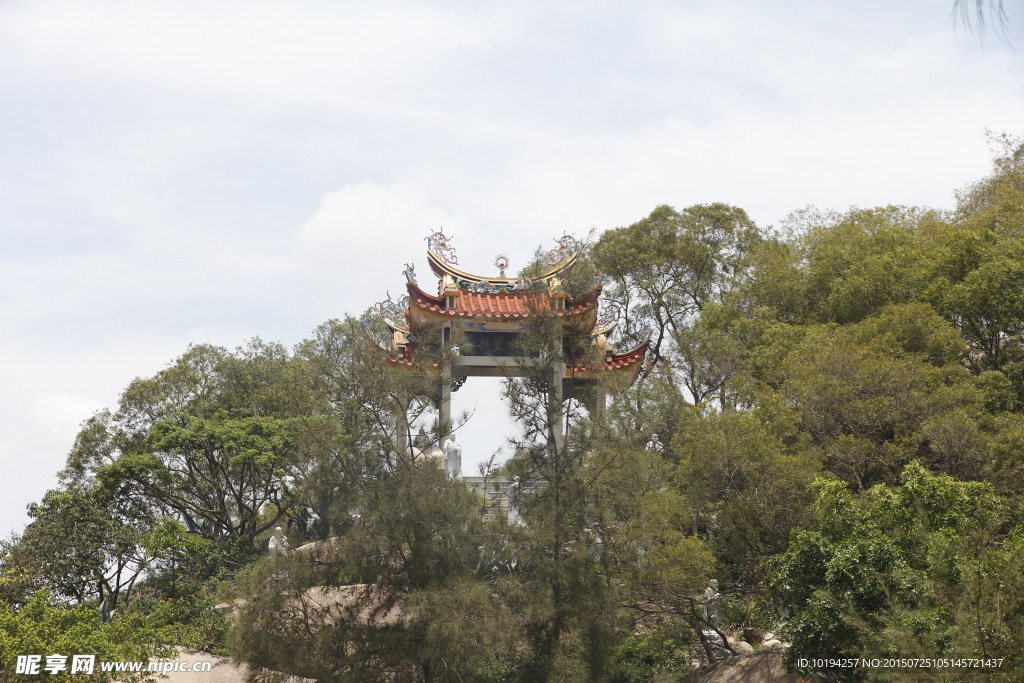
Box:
[543, 234, 582, 267]
[425, 230, 458, 265]
[594, 303, 621, 334]
[359, 291, 411, 349]
[424, 231, 582, 285]
[375, 292, 410, 330]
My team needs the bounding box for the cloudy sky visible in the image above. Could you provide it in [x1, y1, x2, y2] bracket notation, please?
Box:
[1, 0, 1021, 536]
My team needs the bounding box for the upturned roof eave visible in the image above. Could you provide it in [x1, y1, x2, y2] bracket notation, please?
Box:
[426, 249, 578, 284]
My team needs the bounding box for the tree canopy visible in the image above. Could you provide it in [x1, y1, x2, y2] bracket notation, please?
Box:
[3, 136, 1024, 680]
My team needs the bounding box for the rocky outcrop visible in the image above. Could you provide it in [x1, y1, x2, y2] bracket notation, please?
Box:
[159, 647, 315, 683]
[689, 650, 820, 682]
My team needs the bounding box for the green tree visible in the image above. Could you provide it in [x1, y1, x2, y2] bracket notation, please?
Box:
[915, 138, 1024, 393]
[227, 315, 512, 681]
[104, 413, 296, 548]
[291, 316, 439, 531]
[750, 305, 979, 489]
[0, 591, 176, 682]
[796, 206, 935, 325]
[771, 462, 1024, 676]
[493, 244, 718, 678]
[3, 487, 153, 612]
[593, 203, 761, 382]
[64, 341, 316, 561]
[230, 461, 504, 682]
[674, 412, 818, 583]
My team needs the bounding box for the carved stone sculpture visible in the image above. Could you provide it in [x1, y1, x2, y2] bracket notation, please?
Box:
[645, 433, 663, 453]
[443, 434, 462, 478]
[269, 526, 289, 557]
[703, 578, 721, 630]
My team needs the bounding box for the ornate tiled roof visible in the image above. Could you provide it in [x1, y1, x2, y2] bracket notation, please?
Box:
[457, 292, 536, 317]
[406, 282, 598, 322]
[603, 340, 650, 370]
[566, 340, 650, 373]
[365, 231, 646, 381]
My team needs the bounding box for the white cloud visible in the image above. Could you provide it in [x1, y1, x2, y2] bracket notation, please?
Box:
[55, 119, 243, 229]
[297, 182, 466, 312]
[0, 1, 519, 115]
[29, 393, 105, 444]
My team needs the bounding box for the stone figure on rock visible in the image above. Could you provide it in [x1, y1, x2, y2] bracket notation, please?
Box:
[645, 433, 663, 453]
[703, 578, 722, 631]
[269, 526, 289, 557]
[443, 434, 462, 478]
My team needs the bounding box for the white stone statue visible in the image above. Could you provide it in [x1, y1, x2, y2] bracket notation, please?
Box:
[512, 276, 532, 291]
[703, 579, 722, 630]
[268, 526, 289, 557]
[645, 433, 663, 453]
[507, 476, 522, 523]
[443, 434, 463, 478]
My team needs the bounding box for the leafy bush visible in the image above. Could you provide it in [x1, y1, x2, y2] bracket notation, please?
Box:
[0, 591, 175, 682]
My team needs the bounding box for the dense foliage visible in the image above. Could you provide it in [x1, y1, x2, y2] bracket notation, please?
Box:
[3, 136, 1024, 681]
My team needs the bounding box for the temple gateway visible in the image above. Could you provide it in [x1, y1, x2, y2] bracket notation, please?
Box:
[364, 231, 649, 487]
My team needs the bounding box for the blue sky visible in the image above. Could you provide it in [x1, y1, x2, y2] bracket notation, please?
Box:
[1, 0, 1022, 536]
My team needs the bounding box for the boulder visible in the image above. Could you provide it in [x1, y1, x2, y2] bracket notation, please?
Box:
[742, 626, 764, 647]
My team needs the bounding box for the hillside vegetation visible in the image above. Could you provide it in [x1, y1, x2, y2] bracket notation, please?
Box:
[3, 138, 1024, 681]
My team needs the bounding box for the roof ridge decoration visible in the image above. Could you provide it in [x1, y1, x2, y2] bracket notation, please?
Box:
[494, 254, 509, 278]
[425, 230, 458, 265]
[543, 234, 582, 266]
[461, 279, 530, 295]
[425, 231, 583, 286]
[375, 292, 410, 330]
[593, 303, 621, 335]
[360, 290, 410, 343]
[359, 289, 413, 354]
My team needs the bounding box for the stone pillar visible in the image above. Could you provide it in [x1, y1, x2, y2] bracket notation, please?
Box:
[549, 360, 566, 456]
[439, 323, 452, 438]
[594, 386, 607, 421]
[439, 358, 452, 439]
[395, 391, 409, 459]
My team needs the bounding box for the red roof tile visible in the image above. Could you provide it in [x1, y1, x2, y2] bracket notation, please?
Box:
[458, 291, 539, 317]
[566, 340, 650, 373]
[406, 283, 595, 321]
